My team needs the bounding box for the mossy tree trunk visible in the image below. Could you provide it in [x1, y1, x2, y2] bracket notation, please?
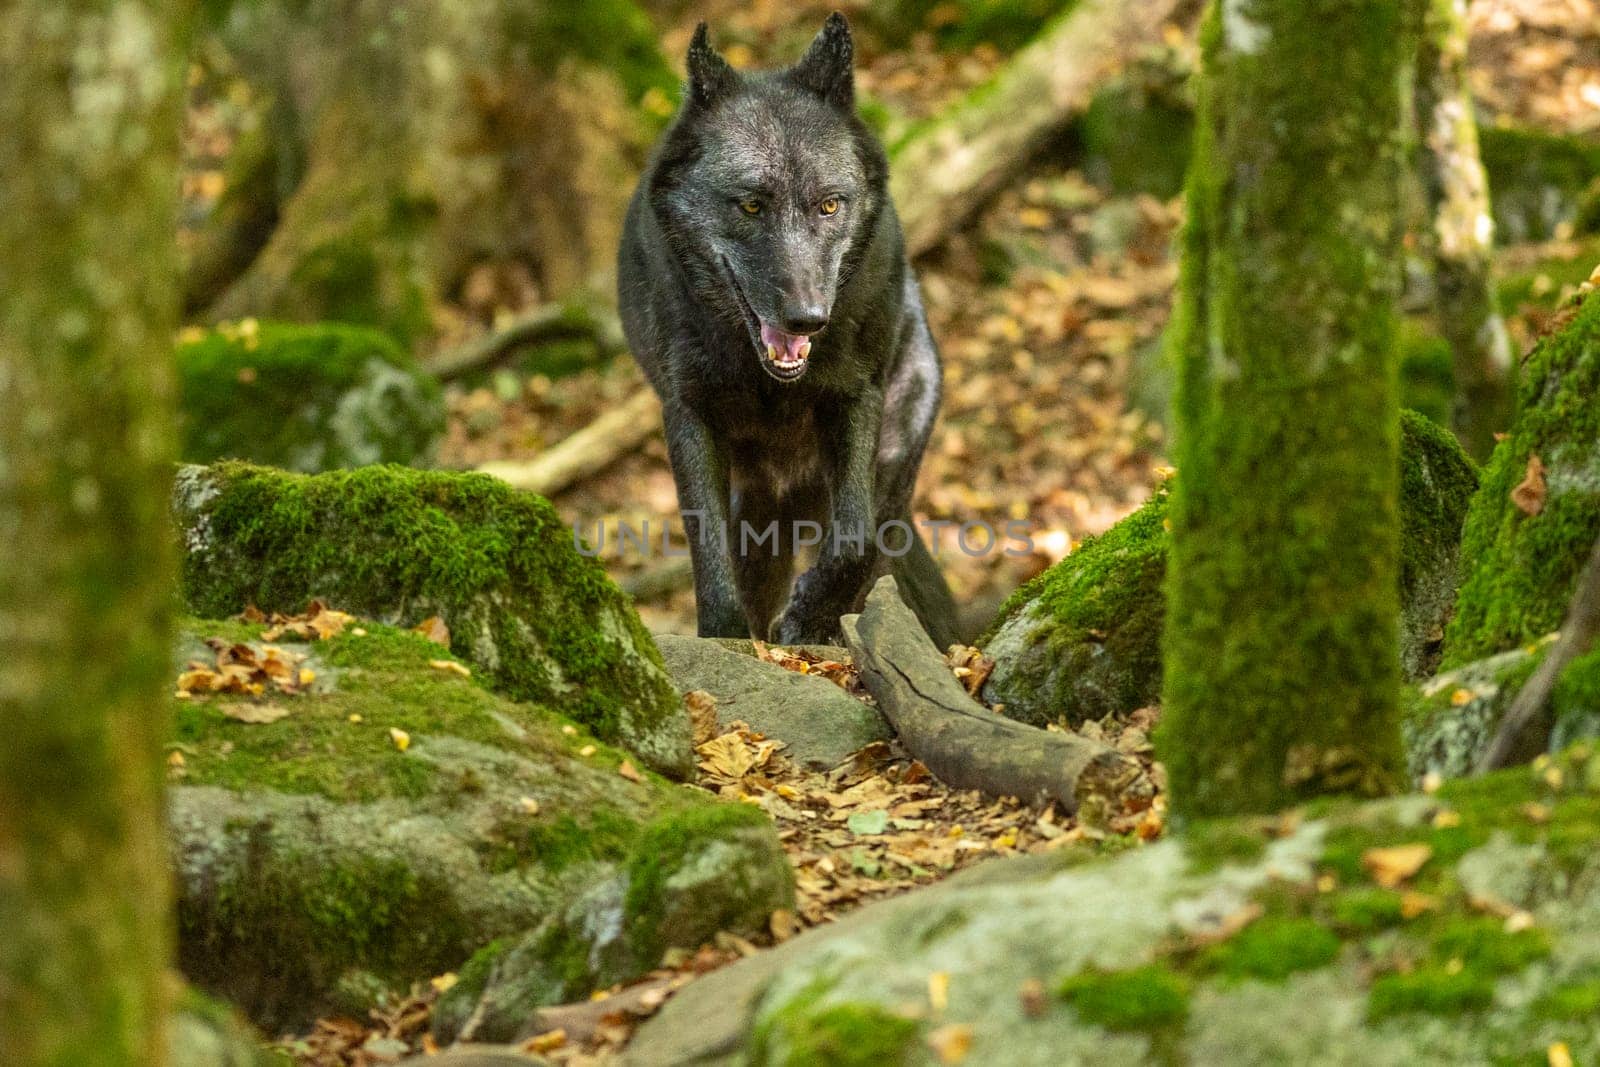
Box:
[1160, 0, 1408, 817]
[200, 0, 673, 345]
[1408, 0, 1514, 459]
[0, 4, 189, 1064]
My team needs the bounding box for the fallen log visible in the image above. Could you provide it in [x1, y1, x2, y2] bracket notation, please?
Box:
[425, 298, 626, 381]
[891, 0, 1187, 258]
[843, 576, 1147, 814]
[1480, 533, 1600, 771]
[477, 388, 661, 498]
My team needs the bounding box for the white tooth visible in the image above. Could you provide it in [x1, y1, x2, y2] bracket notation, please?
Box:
[766, 343, 777, 360]
[798, 341, 811, 359]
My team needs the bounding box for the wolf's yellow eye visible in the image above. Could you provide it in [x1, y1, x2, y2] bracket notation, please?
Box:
[819, 197, 840, 216]
[738, 199, 762, 216]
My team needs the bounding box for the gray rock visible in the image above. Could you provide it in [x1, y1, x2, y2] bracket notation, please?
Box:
[168, 617, 789, 1033]
[654, 634, 889, 769]
[626, 756, 1600, 1066]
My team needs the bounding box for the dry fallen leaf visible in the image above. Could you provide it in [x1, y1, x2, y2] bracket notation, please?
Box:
[1400, 891, 1441, 919]
[928, 1023, 974, 1064]
[1362, 843, 1433, 888]
[1549, 1042, 1573, 1067]
[928, 971, 950, 1014]
[429, 659, 471, 678]
[1018, 978, 1048, 1018]
[412, 616, 451, 646]
[618, 760, 643, 783]
[1512, 454, 1547, 516]
[389, 727, 411, 752]
[685, 689, 720, 744]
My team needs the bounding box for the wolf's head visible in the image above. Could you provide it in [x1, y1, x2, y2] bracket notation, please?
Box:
[649, 13, 887, 383]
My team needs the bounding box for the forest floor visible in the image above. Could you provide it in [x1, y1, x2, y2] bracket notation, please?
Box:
[175, 1, 1600, 1062]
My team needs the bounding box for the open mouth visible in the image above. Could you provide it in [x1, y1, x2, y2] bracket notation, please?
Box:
[724, 258, 814, 383]
[760, 322, 812, 381]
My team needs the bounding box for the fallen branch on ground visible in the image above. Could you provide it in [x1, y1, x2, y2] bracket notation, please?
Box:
[891, 0, 1187, 258]
[843, 576, 1147, 813]
[1480, 534, 1600, 771]
[425, 298, 625, 381]
[477, 389, 661, 498]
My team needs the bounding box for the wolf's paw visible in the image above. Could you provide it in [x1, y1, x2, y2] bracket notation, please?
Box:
[772, 609, 842, 646]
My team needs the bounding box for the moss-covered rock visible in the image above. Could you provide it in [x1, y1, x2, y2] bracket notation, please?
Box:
[1405, 643, 1544, 780]
[1409, 641, 1600, 780]
[981, 413, 1478, 726]
[172, 462, 693, 777]
[1479, 125, 1600, 243]
[624, 745, 1600, 1066]
[168, 985, 287, 1067]
[168, 618, 789, 1031]
[1443, 290, 1600, 666]
[1078, 54, 1194, 200]
[432, 803, 794, 1044]
[177, 320, 444, 472]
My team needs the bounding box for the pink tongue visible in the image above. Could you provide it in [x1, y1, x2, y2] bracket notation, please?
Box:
[760, 321, 809, 363]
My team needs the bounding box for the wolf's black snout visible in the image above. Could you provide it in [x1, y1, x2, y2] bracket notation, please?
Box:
[779, 300, 830, 336]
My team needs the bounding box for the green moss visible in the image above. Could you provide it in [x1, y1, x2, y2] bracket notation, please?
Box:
[1497, 236, 1600, 316]
[177, 321, 443, 472]
[1398, 320, 1457, 428]
[479, 809, 638, 876]
[180, 846, 474, 1025]
[751, 980, 921, 1067]
[1201, 917, 1340, 982]
[1183, 817, 1271, 873]
[1057, 965, 1189, 1032]
[1530, 976, 1600, 1021]
[170, 619, 586, 804]
[1430, 917, 1550, 974]
[865, 0, 1076, 53]
[1443, 290, 1600, 666]
[1368, 965, 1495, 1019]
[1080, 61, 1193, 199]
[175, 462, 688, 774]
[1329, 888, 1406, 932]
[1553, 648, 1600, 724]
[285, 227, 431, 346]
[1161, 0, 1411, 817]
[1479, 125, 1600, 242]
[503, 0, 675, 108]
[980, 487, 1168, 724]
[621, 802, 777, 961]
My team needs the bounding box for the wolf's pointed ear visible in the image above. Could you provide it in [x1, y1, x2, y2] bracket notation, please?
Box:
[686, 22, 735, 108]
[792, 12, 854, 109]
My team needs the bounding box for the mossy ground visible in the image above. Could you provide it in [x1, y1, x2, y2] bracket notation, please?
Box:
[750, 979, 921, 1067]
[1443, 290, 1600, 665]
[1479, 125, 1600, 242]
[176, 462, 688, 772]
[170, 617, 641, 805]
[176, 320, 443, 472]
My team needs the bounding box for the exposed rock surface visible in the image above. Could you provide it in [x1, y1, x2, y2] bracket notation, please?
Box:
[177, 321, 444, 472]
[653, 634, 889, 769]
[626, 747, 1600, 1066]
[167, 618, 789, 1032]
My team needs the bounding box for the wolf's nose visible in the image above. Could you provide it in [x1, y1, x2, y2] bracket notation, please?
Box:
[779, 302, 829, 335]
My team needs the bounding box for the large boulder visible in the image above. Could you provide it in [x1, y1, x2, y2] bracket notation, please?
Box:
[652, 634, 890, 770]
[1443, 289, 1600, 667]
[168, 617, 791, 1032]
[1407, 642, 1600, 780]
[626, 745, 1600, 1066]
[177, 320, 445, 473]
[982, 411, 1478, 727]
[173, 462, 693, 777]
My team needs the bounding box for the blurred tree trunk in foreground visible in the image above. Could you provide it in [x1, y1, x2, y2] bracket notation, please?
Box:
[0, 3, 189, 1064]
[195, 0, 675, 345]
[1160, 0, 1408, 817]
[1407, 0, 1514, 459]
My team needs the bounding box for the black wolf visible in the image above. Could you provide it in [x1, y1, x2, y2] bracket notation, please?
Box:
[618, 13, 958, 647]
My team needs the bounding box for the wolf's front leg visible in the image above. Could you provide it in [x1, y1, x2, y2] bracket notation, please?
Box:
[774, 398, 882, 644]
[661, 402, 746, 637]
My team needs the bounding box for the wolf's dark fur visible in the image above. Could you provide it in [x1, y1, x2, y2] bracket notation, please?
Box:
[618, 13, 958, 646]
